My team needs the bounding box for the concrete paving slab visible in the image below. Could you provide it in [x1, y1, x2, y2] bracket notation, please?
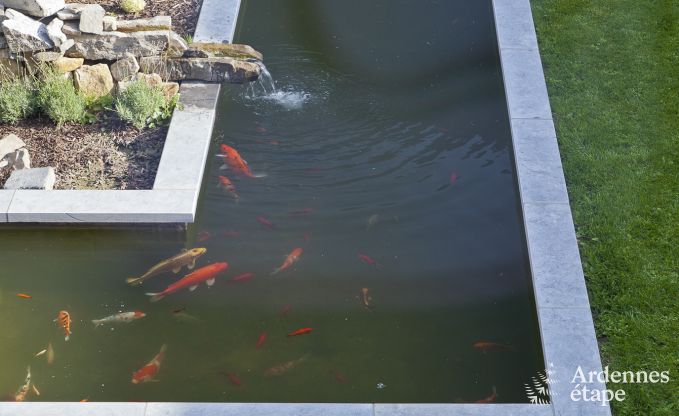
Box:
[7, 190, 195, 223]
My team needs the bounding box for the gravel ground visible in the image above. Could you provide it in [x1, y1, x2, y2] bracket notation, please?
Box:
[0, 118, 167, 190]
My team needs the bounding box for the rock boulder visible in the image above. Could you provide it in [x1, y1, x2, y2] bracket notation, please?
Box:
[79, 4, 105, 35]
[66, 30, 169, 60]
[74, 63, 114, 98]
[2, 0, 65, 18]
[4, 166, 55, 190]
[0, 134, 26, 162]
[1, 9, 54, 52]
[110, 55, 139, 81]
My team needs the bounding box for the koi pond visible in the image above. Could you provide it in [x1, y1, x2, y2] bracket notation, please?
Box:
[0, 0, 545, 404]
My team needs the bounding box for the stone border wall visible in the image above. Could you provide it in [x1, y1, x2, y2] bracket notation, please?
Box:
[0, 0, 237, 223]
[0, 1, 612, 416]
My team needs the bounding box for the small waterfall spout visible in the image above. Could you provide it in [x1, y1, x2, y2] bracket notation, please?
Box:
[247, 61, 277, 97]
[244, 60, 310, 110]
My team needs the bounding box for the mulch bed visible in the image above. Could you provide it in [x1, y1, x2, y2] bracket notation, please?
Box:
[0, 118, 167, 190]
[0, 0, 203, 190]
[81, 0, 203, 38]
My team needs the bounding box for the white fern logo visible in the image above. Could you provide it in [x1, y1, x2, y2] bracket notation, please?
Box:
[524, 362, 557, 404]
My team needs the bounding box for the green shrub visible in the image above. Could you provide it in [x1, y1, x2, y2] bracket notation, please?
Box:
[36, 68, 86, 126]
[120, 0, 146, 13]
[114, 80, 170, 129]
[0, 78, 37, 124]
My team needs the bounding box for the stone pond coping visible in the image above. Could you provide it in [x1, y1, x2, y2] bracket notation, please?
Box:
[0, 0, 235, 224]
[0, 0, 613, 415]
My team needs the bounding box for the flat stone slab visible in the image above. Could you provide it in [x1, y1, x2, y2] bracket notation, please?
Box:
[116, 16, 171, 32]
[7, 189, 196, 222]
[0, 191, 15, 222]
[4, 167, 55, 190]
[139, 56, 261, 83]
[66, 30, 169, 60]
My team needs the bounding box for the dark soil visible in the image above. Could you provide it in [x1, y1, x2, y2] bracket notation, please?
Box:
[0, 117, 167, 190]
[81, 0, 203, 38]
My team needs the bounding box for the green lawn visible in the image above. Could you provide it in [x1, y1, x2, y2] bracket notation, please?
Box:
[531, 1, 679, 414]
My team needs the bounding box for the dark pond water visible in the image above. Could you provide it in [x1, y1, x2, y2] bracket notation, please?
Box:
[0, 0, 545, 404]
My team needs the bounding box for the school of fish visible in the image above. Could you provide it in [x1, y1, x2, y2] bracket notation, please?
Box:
[5, 141, 510, 403]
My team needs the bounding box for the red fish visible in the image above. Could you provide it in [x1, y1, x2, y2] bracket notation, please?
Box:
[257, 216, 277, 230]
[272, 247, 303, 275]
[132, 344, 167, 384]
[358, 253, 379, 268]
[222, 230, 241, 238]
[219, 144, 266, 178]
[226, 372, 242, 386]
[218, 176, 239, 200]
[196, 231, 211, 242]
[255, 126, 267, 133]
[146, 262, 228, 302]
[279, 304, 292, 316]
[229, 272, 255, 283]
[270, 140, 280, 145]
[475, 386, 497, 403]
[332, 370, 348, 384]
[473, 341, 515, 353]
[289, 208, 315, 217]
[256, 332, 267, 349]
[16, 293, 32, 299]
[287, 327, 313, 337]
[450, 171, 458, 185]
[305, 167, 323, 174]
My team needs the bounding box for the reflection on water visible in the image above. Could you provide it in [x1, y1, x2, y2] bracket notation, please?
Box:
[0, 0, 544, 404]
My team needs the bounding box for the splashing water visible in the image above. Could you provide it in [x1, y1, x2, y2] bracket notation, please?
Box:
[245, 61, 310, 110]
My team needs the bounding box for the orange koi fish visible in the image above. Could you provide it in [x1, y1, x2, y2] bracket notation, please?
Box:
[264, 356, 306, 377]
[54, 310, 72, 341]
[146, 262, 228, 302]
[271, 248, 303, 275]
[16, 293, 31, 299]
[256, 332, 267, 349]
[473, 341, 515, 353]
[219, 144, 266, 178]
[14, 367, 31, 402]
[229, 272, 255, 283]
[132, 344, 167, 384]
[287, 327, 313, 337]
[475, 386, 497, 403]
[218, 175, 239, 200]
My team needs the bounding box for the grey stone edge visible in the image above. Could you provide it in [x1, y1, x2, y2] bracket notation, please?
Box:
[0, 0, 613, 415]
[494, 1, 612, 416]
[0, 0, 240, 224]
